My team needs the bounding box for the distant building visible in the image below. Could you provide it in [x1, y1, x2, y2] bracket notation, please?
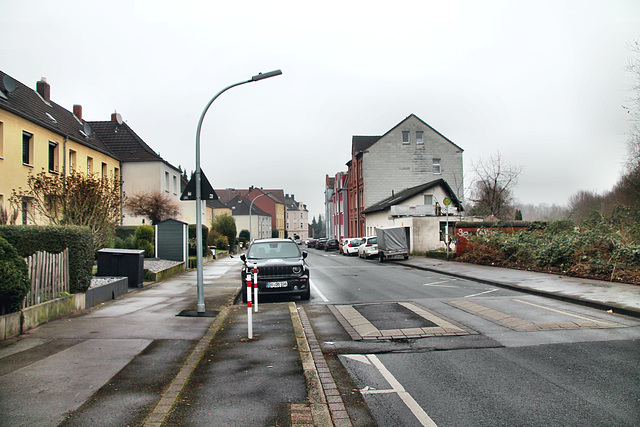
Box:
[90, 114, 184, 226]
[227, 194, 272, 240]
[346, 114, 464, 237]
[285, 194, 309, 241]
[324, 175, 334, 238]
[361, 178, 463, 251]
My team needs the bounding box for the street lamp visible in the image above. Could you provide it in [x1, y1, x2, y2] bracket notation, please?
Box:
[194, 69, 282, 313]
[249, 192, 272, 242]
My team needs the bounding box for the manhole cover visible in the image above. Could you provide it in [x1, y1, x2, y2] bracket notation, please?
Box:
[177, 310, 219, 318]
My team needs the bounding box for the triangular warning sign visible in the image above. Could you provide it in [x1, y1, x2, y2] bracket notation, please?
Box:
[180, 171, 218, 201]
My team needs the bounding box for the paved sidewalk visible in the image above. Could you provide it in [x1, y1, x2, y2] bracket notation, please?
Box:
[0, 256, 242, 426]
[399, 257, 640, 317]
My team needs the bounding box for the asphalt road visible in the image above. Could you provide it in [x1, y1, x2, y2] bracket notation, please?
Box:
[303, 248, 640, 426]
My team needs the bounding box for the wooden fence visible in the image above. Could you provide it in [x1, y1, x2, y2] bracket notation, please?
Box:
[23, 249, 70, 308]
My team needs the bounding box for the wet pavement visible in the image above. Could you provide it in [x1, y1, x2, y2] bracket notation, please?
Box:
[398, 257, 640, 317]
[1, 254, 638, 426]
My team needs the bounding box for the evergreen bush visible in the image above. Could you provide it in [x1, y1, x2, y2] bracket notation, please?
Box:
[0, 236, 30, 314]
[0, 225, 93, 293]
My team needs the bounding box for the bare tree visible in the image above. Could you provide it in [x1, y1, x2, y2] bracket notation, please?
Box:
[10, 170, 122, 249]
[625, 41, 640, 169]
[468, 151, 522, 219]
[124, 191, 180, 225]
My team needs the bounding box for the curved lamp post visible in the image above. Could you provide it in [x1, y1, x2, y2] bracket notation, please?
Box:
[194, 69, 282, 313]
[249, 192, 272, 242]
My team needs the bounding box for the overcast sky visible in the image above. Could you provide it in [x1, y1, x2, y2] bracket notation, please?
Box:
[2, 0, 639, 219]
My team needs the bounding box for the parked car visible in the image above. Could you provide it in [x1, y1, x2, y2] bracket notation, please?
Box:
[342, 238, 362, 256]
[358, 236, 378, 259]
[324, 238, 339, 251]
[306, 238, 316, 248]
[240, 238, 310, 301]
[316, 238, 327, 250]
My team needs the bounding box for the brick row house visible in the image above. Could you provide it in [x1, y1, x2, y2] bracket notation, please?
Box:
[328, 114, 465, 251]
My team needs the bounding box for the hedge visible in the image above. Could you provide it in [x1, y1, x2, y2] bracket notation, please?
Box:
[0, 225, 94, 293]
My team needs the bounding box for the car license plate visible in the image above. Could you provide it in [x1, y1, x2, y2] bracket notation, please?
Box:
[267, 281, 288, 288]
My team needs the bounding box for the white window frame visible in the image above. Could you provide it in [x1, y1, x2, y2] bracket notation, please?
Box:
[416, 131, 424, 144]
[433, 158, 441, 174]
[402, 131, 410, 144]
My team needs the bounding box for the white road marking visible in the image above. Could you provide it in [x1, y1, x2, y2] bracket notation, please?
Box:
[465, 288, 499, 298]
[365, 354, 438, 427]
[310, 279, 329, 302]
[514, 299, 617, 324]
[423, 279, 458, 287]
[343, 354, 371, 364]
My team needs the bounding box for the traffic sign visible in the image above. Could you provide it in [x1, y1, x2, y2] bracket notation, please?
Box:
[180, 171, 218, 201]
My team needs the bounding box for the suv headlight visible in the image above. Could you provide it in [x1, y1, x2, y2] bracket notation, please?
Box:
[292, 266, 301, 274]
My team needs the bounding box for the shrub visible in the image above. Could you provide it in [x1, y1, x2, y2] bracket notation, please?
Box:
[133, 225, 155, 257]
[0, 236, 30, 314]
[188, 224, 211, 257]
[0, 225, 93, 293]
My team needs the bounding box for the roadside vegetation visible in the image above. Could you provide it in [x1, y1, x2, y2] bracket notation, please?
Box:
[460, 42, 640, 285]
[458, 207, 640, 284]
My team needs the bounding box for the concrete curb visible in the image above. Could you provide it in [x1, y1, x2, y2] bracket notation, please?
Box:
[290, 302, 354, 427]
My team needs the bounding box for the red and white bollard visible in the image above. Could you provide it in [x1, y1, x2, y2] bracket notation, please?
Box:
[253, 264, 259, 313]
[246, 270, 253, 339]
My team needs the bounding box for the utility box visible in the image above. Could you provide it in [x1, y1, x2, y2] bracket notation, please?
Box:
[156, 219, 188, 262]
[97, 249, 145, 288]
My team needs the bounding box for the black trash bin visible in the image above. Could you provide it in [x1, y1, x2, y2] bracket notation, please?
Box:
[97, 249, 145, 288]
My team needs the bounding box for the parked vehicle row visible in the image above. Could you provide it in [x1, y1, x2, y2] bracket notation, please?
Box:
[307, 236, 380, 259]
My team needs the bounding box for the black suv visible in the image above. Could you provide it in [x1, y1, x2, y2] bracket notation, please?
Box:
[240, 238, 310, 301]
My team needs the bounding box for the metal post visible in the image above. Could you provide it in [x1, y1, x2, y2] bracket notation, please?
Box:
[193, 70, 281, 313]
[253, 264, 259, 312]
[246, 270, 253, 339]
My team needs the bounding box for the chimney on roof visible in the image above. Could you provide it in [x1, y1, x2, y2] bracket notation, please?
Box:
[73, 105, 82, 120]
[37, 77, 50, 102]
[111, 112, 119, 122]
[291, 194, 295, 200]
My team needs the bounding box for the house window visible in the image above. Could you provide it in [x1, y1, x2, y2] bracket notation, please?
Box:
[87, 156, 93, 174]
[101, 162, 107, 178]
[114, 167, 120, 181]
[21, 198, 30, 225]
[165, 171, 170, 192]
[402, 131, 410, 144]
[433, 158, 441, 174]
[416, 131, 424, 144]
[69, 150, 76, 172]
[173, 175, 178, 195]
[48, 141, 59, 173]
[424, 195, 433, 205]
[22, 131, 33, 165]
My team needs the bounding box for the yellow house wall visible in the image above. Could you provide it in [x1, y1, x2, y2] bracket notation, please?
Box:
[276, 203, 285, 238]
[0, 109, 120, 224]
